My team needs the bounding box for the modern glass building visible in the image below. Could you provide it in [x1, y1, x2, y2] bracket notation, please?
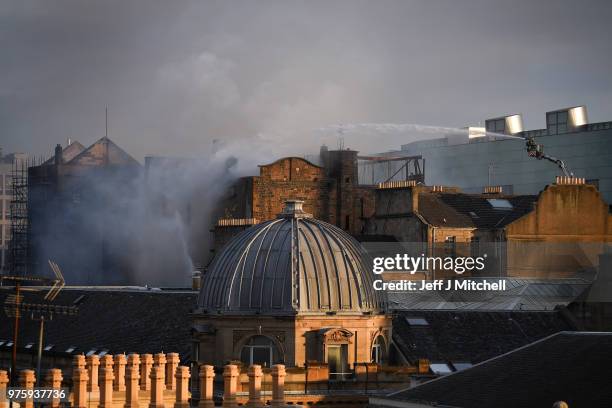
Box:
[397, 106, 612, 204]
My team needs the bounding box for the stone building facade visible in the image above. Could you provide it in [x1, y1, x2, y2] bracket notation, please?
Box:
[28, 137, 141, 283]
[214, 149, 377, 253]
[365, 177, 612, 279]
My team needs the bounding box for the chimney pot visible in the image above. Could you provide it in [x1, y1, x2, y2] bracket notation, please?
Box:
[192, 270, 202, 291]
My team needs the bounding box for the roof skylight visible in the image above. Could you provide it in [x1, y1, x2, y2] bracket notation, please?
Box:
[452, 362, 473, 371]
[406, 317, 429, 326]
[487, 198, 513, 209]
[430, 363, 453, 375]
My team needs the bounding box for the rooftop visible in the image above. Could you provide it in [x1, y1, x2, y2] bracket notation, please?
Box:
[391, 309, 575, 366]
[377, 332, 612, 408]
[0, 286, 196, 360]
[417, 192, 538, 228]
[386, 277, 592, 311]
[199, 200, 383, 315]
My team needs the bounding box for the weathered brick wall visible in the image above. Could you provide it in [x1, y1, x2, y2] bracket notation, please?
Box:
[259, 157, 323, 182]
[251, 177, 334, 222]
[251, 157, 333, 221]
[214, 153, 374, 243]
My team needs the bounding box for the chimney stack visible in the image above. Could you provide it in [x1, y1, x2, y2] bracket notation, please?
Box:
[54, 144, 63, 166]
[484, 186, 503, 194]
[555, 176, 585, 185]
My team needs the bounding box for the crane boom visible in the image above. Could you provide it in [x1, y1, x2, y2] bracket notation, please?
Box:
[525, 136, 573, 177]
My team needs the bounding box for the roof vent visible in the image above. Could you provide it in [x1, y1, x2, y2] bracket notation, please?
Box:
[485, 114, 523, 135]
[546, 106, 588, 134]
[484, 186, 503, 194]
[555, 176, 585, 185]
[278, 200, 312, 218]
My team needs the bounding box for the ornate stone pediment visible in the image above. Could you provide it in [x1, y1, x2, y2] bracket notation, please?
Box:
[321, 328, 353, 344]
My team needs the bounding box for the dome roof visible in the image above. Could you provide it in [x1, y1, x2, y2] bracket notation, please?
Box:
[199, 201, 383, 315]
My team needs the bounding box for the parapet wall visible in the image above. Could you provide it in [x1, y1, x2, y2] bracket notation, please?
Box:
[0, 355, 419, 408]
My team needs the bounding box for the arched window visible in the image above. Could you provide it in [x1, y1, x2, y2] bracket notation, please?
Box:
[371, 336, 386, 364]
[240, 336, 278, 368]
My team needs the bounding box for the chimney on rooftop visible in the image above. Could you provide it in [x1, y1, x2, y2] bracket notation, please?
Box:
[192, 270, 202, 291]
[555, 176, 585, 185]
[484, 186, 503, 194]
[54, 144, 63, 165]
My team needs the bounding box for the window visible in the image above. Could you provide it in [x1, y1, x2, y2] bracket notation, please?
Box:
[470, 236, 480, 257]
[44, 345, 54, 351]
[65, 346, 77, 353]
[486, 118, 506, 134]
[240, 336, 278, 368]
[547, 111, 568, 134]
[328, 344, 350, 381]
[444, 236, 456, 256]
[24, 343, 34, 349]
[371, 336, 386, 364]
[86, 349, 97, 356]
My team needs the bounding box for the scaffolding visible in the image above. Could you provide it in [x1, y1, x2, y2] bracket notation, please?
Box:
[357, 154, 425, 185]
[7, 157, 32, 276]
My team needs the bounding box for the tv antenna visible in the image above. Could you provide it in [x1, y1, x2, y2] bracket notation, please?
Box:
[1, 260, 75, 386]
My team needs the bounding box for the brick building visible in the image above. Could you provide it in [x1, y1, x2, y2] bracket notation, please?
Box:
[213, 149, 378, 253]
[28, 137, 141, 283]
[365, 177, 612, 279]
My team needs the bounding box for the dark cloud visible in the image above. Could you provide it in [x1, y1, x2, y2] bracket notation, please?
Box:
[1, 0, 612, 160]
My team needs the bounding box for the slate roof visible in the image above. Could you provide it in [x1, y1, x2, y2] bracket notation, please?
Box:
[392, 310, 575, 365]
[417, 192, 538, 228]
[43, 141, 86, 165]
[377, 332, 612, 408]
[0, 287, 196, 360]
[67, 137, 140, 167]
[386, 278, 592, 311]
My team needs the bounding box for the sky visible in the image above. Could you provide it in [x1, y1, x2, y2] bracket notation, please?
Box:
[1, 0, 612, 162]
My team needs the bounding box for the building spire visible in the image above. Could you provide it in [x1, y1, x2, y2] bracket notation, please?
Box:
[105, 105, 108, 139]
